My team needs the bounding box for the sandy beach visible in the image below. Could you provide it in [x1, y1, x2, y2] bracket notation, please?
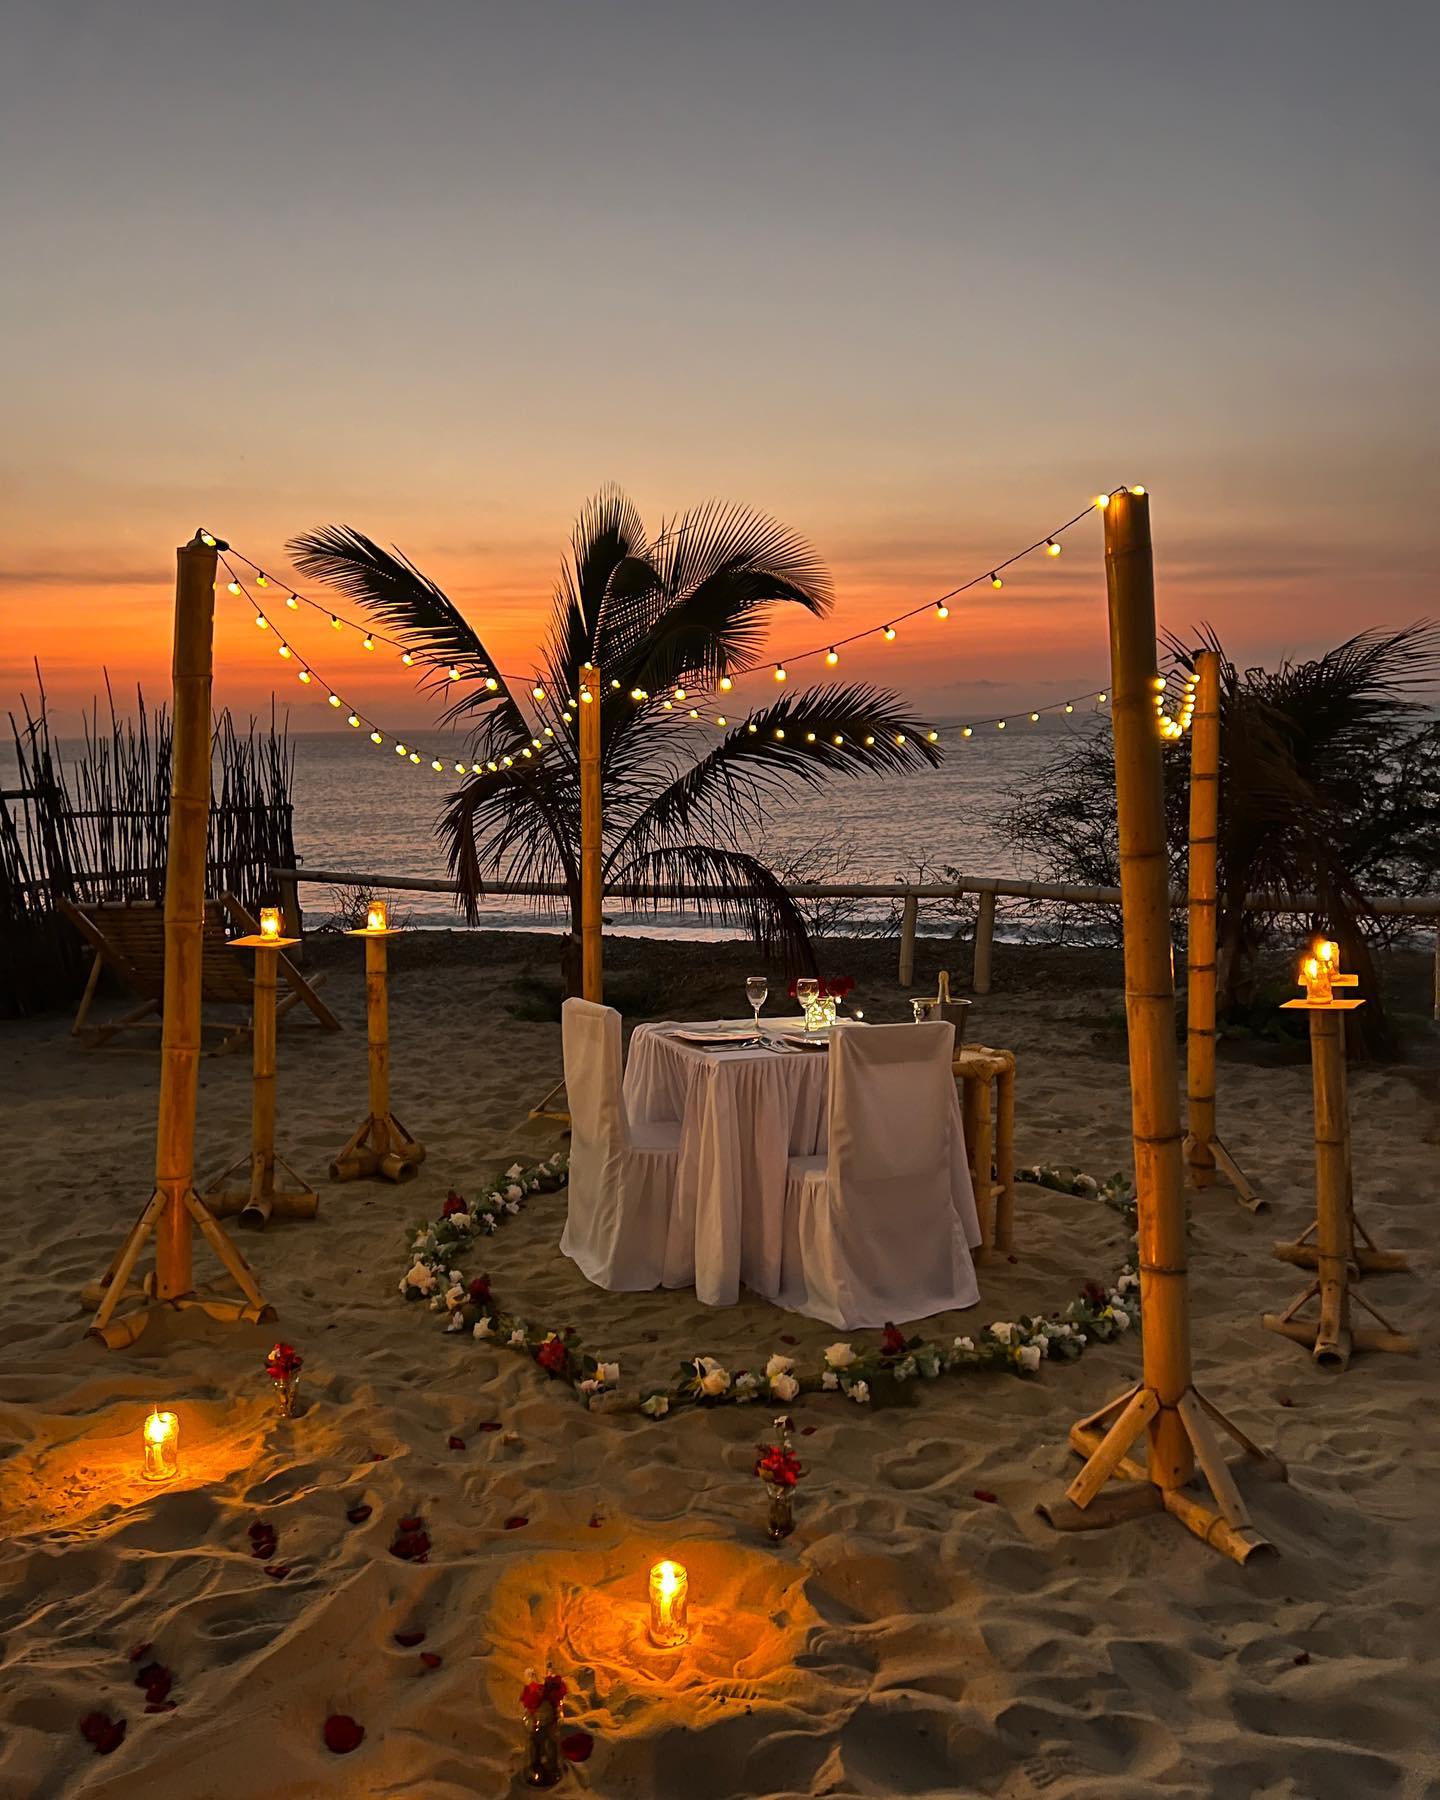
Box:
[2, 932, 1437, 1799]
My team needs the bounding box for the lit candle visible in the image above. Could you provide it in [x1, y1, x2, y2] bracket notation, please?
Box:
[1300, 952, 1332, 1005]
[142, 1409, 179, 1482]
[648, 1558, 689, 1648]
[366, 900, 388, 933]
[259, 906, 281, 940]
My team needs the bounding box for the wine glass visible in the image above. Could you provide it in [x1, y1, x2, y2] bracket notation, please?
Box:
[795, 977, 819, 1025]
[746, 976, 768, 1031]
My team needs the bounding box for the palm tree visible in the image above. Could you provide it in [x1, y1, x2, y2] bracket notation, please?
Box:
[290, 489, 941, 988]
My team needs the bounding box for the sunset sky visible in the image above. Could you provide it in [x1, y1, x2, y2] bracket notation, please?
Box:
[3, 1, 1436, 733]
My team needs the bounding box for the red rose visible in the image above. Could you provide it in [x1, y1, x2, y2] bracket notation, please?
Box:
[265, 1342, 302, 1382]
[521, 1673, 566, 1712]
[442, 1193, 469, 1217]
[754, 1445, 803, 1488]
[79, 1712, 127, 1756]
[1082, 1280, 1107, 1307]
[468, 1275, 492, 1303]
[535, 1335, 568, 1376]
[323, 1714, 365, 1754]
[543, 1674, 566, 1708]
[562, 1730, 595, 1763]
[880, 1323, 906, 1356]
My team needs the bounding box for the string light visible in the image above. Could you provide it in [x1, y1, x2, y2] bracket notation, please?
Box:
[278, 644, 292, 659]
[363, 634, 375, 650]
[774, 665, 787, 683]
[254, 614, 268, 630]
[989, 574, 1002, 589]
[1045, 539, 1061, 557]
[328, 693, 342, 707]
[935, 603, 949, 620]
[332, 614, 343, 630]
[883, 625, 897, 641]
[826, 648, 839, 665]
[297, 669, 312, 684]
[719, 676, 733, 692]
[285, 594, 299, 610]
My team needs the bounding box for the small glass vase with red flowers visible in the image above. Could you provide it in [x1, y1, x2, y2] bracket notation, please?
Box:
[265, 1342, 303, 1418]
[520, 1672, 566, 1788]
[754, 1414, 804, 1541]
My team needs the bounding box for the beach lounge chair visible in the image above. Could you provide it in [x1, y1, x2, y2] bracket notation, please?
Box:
[59, 893, 340, 1052]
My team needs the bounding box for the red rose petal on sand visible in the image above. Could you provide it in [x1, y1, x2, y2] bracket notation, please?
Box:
[126, 1641, 153, 1662]
[800, 1426, 816, 1436]
[588, 1513, 604, 1528]
[973, 1488, 998, 1504]
[390, 1530, 431, 1563]
[144, 1700, 177, 1714]
[477, 1421, 503, 1433]
[562, 1730, 595, 1763]
[503, 1515, 528, 1531]
[246, 1520, 269, 1539]
[265, 1564, 291, 1580]
[419, 1652, 442, 1670]
[398, 1515, 423, 1532]
[1293, 1650, 1311, 1666]
[779, 1334, 800, 1347]
[346, 1504, 372, 1525]
[79, 1711, 127, 1755]
[447, 1435, 466, 1450]
[369, 1451, 388, 1462]
[393, 1629, 426, 1648]
[135, 1664, 172, 1705]
[1278, 1395, 1295, 1408]
[323, 1714, 365, 1755]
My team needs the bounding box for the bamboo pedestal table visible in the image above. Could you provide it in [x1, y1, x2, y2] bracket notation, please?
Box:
[331, 924, 425, 1182]
[1263, 996, 1415, 1368]
[203, 933, 319, 1228]
[953, 1044, 1016, 1257]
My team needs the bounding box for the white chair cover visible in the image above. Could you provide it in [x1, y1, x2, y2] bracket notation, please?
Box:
[778, 1020, 980, 1328]
[559, 999, 680, 1291]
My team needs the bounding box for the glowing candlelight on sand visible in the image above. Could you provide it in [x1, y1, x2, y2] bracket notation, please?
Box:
[366, 900, 388, 933]
[259, 906, 281, 941]
[648, 1559, 689, 1647]
[142, 1409, 179, 1481]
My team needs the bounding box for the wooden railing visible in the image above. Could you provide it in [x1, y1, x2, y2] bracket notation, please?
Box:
[268, 864, 1440, 1018]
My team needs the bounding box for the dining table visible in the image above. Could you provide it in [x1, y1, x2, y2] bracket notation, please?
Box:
[622, 1019, 838, 1306]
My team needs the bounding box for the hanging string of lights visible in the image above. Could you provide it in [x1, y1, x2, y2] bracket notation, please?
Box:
[209, 481, 1186, 762]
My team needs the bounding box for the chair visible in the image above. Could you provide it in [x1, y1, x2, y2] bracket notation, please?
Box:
[778, 1021, 980, 1329]
[59, 893, 339, 1052]
[559, 999, 681, 1291]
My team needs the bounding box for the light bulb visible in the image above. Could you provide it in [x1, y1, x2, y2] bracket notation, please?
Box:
[883, 625, 896, 641]
[806, 730, 816, 742]
[1045, 539, 1061, 557]
[688, 708, 699, 719]
[278, 644, 292, 659]
[254, 614, 268, 630]
[895, 733, 906, 745]
[348, 713, 361, 727]
[285, 594, 298, 610]
[833, 733, 843, 745]
[962, 726, 973, 737]
[331, 615, 343, 630]
[1097, 692, 1107, 703]
[395, 743, 406, 756]
[409, 751, 419, 763]
[630, 688, 645, 701]
[989, 573, 1002, 589]
[533, 685, 545, 700]
[447, 666, 460, 681]
[363, 635, 374, 650]
[774, 666, 786, 683]
[485, 676, 499, 691]
[401, 650, 414, 665]
[370, 730, 382, 743]
[1131, 484, 1146, 496]
[201, 532, 216, 547]
[747, 723, 758, 735]
[935, 603, 949, 620]
[719, 676, 733, 692]
[927, 729, 939, 742]
[997, 719, 1006, 730]
[716, 715, 727, 726]
[1064, 703, 1074, 714]
[1153, 676, 1167, 691]
[227, 581, 242, 596]
[775, 727, 785, 739]
[1029, 711, 1039, 722]
[432, 759, 443, 771]
[826, 648, 839, 665]
[864, 734, 875, 747]
[1095, 493, 1110, 508]
[298, 670, 312, 684]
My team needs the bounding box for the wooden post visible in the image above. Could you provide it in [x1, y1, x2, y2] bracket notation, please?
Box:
[85, 533, 274, 1345]
[331, 924, 425, 1182]
[579, 661, 603, 1003]
[202, 934, 318, 1227]
[898, 892, 919, 987]
[1037, 490, 1276, 1562]
[972, 889, 996, 994]
[1184, 650, 1261, 1208]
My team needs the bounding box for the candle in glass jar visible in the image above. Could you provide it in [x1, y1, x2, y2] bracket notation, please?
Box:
[142, 1409, 179, 1482]
[366, 900, 388, 933]
[648, 1558, 689, 1647]
[259, 906, 281, 940]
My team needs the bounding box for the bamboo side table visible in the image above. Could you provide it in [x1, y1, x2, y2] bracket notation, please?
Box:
[203, 931, 318, 1229]
[954, 1043, 1017, 1257]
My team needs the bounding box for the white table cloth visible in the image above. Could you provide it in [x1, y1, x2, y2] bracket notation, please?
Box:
[624, 1020, 975, 1308]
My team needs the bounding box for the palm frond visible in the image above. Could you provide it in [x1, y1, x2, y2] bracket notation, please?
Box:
[607, 841, 817, 975]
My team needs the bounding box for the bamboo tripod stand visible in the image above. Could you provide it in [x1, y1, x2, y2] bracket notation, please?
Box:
[1183, 650, 1262, 1210]
[203, 935, 319, 1227]
[85, 534, 275, 1348]
[1037, 491, 1281, 1564]
[1263, 996, 1415, 1368]
[331, 927, 426, 1181]
[527, 659, 603, 1124]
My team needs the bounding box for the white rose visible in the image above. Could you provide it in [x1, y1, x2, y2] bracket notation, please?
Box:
[770, 1372, 800, 1402]
[505, 1184, 523, 1201]
[641, 1394, 670, 1417]
[822, 1371, 838, 1390]
[765, 1353, 795, 1379]
[1017, 1343, 1042, 1373]
[953, 1336, 975, 1352]
[509, 1328, 527, 1347]
[444, 1284, 465, 1310]
[445, 1311, 466, 1333]
[577, 1378, 600, 1396]
[1113, 1308, 1131, 1331]
[824, 1343, 856, 1369]
[693, 1357, 731, 1397]
[507, 1163, 524, 1179]
[597, 1361, 620, 1385]
[991, 1321, 1015, 1344]
[847, 1379, 871, 1404]
[473, 1317, 494, 1339]
[1075, 1174, 1098, 1195]
[404, 1262, 435, 1294]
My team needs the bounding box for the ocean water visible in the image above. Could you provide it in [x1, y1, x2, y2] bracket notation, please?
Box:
[2, 714, 1112, 941]
[283, 716, 1109, 939]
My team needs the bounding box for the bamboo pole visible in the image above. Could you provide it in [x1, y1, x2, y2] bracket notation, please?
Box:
[331, 926, 425, 1181]
[579, 661, 603, 1003]
[898, 893, 919, 987]
[1038, 489, 1276, 1559]
[1105, 490, 1193, 1489]
[153, 534, 215, 1300]
[1185, 650, 1220, 1188]
[972, 890, 996, 994]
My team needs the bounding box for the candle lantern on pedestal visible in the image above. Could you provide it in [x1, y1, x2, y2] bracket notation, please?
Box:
[331, 901, 426, 1182]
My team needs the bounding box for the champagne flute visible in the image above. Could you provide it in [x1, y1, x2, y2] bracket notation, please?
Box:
[746, 975, 768, 1032]
[795, 976, 819, 1027]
